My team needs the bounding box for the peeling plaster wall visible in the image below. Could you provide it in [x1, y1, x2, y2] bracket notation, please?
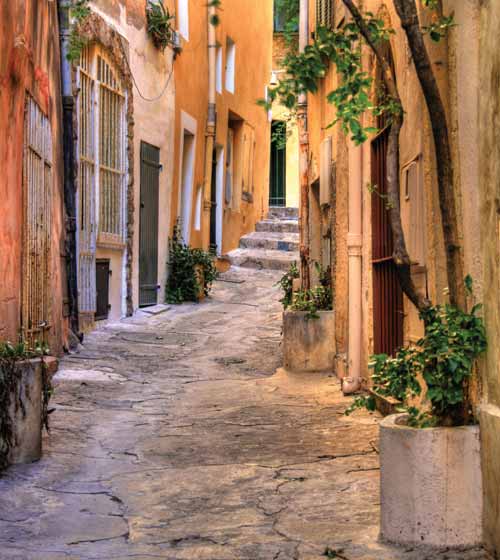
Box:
[83, 1, 175, 317]
[478, 0, 500, 554]
[0, 1, 67, 353]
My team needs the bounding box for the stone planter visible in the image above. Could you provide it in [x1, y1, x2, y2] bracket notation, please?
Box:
[380, 413, 482, 548]
[4, 359, 44, 466]
[283, 310, 335, 372]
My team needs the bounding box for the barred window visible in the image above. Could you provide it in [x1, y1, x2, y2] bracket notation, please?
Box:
[316, 0, 334, 28]
[22, 95, 52, 343]
[77, 45, 126, 315]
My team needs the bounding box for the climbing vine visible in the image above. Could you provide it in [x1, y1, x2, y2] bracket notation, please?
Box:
[67, 0, 91, 63]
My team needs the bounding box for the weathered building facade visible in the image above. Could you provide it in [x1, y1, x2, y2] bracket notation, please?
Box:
[478, 0, 500, 554]
[66, 0, 176, 328]
[301, 0, 499, 554]
[171, 0, 273, 256]
[0, 1, 68, 354]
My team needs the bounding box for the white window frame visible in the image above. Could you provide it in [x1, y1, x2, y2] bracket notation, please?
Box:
[177, 0, 189, 40]
[177, 111, 197, 243]
[216, 44, 223, 93]
[225, 37, 236, 93]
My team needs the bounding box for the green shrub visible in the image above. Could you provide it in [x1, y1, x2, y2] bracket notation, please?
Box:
[346, 277, 487, 427]
[166, 225, 218, 304]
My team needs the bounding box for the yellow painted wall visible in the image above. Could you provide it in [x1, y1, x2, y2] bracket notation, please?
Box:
[172, 0, 273, 254]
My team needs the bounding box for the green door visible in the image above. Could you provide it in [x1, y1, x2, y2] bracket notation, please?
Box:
[269, 121, 286, 207]
[139, 142, 161, 307]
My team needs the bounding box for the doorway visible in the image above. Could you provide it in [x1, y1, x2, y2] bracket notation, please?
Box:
[95, 259, 110, 320]
[269, 120, 286, 207]
[209, 146, 224, 254]
[371, 128, 404, 356]
[179, 130, 195, 244]
[139, 141, 160, 307]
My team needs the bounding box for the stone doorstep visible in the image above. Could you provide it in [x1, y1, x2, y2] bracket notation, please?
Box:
[227, 248, 299, 271]
[255, 219, 299, 234]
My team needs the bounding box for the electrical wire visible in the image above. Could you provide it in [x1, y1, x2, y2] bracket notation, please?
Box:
[119, 35, 174, 103]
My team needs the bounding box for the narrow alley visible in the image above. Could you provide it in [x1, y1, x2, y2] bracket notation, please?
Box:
[0, 270, 488, 560]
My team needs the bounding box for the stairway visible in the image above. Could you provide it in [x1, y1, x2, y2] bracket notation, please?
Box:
[227, 207, 299, 271]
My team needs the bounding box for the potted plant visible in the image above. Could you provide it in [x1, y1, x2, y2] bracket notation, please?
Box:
[0, 341, 52, 470]
[347, 278, 487, 548]
[278, 262, 336, 373]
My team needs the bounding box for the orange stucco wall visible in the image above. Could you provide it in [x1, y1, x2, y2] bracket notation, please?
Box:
[0, 1, 68, 353]
[171, 0, 273, 254]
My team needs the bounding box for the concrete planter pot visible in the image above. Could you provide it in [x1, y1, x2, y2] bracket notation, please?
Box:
[4, 359, 44, 466]
[283, 310, 335, 372]
[380, 413, 482, 548]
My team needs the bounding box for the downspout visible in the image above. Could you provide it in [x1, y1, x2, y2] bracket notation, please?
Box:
[57, 0, 81, 340]
[343, 140, 363, 394]
[298, 0, 310, 289]
[203, 3, 217, 249]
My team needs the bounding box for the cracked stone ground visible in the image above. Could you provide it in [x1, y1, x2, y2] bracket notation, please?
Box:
[0, 268, 490, 560]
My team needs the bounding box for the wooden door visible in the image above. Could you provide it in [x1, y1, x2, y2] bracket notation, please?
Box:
[139, 142, 160, 307]
[95, 259, 110, 320]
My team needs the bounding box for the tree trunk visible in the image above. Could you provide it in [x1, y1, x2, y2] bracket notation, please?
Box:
[392, 0, 465, 309]
[341, 0, 429, 312]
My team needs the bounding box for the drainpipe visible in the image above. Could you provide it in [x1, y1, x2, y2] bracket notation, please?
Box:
[203, 3, 217, 250]
[343, 140, 363, 394]
[57, 0, 81, 339]
[298, 0, 310, 290]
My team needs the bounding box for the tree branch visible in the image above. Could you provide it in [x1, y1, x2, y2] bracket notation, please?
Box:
[392, 0, 464, 308]
[341, 0, 430, 311]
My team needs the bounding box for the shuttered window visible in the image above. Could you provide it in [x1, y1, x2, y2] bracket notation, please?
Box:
[316, 0, 334, 28]
[22, 95, 52, 344]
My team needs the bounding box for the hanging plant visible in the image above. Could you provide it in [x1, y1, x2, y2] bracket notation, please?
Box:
[146, 0, 175, 52]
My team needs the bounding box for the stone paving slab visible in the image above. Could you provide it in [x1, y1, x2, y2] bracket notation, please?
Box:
[0, 267, 490, 560]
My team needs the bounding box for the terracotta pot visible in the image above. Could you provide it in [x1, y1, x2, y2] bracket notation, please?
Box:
[380, 413, 482, 548]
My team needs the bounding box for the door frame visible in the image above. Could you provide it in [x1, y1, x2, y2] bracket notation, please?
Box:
[177, 111, 197, 244]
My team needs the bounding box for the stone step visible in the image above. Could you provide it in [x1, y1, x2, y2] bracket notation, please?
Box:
[268, 206, 299, 220]
[255, 219, 299, 234]
[239, 231, 299, 252]
[227, 248, 299, 271]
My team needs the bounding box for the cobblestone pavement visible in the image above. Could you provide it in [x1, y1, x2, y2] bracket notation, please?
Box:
[0, 268, 490, 560]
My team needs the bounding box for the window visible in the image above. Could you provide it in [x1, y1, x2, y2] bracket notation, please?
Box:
[22, 95, 52, 343]
[77, 45, 127, 316]
[225, 128, 234, 205]
[316, 0, 333, 28]
[274, 1, 298, 33]
[177, 0, 189, 40]
[225, 37, 236, 93]
[216, 44, 223, 93]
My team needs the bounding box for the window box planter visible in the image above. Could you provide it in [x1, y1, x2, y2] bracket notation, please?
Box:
[380, 413, 482, 548]
[283, 310, 335, 372]
[3, 359, 44, 467]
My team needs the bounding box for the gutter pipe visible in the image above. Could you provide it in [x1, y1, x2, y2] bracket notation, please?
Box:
[57, 0, 81, 340]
